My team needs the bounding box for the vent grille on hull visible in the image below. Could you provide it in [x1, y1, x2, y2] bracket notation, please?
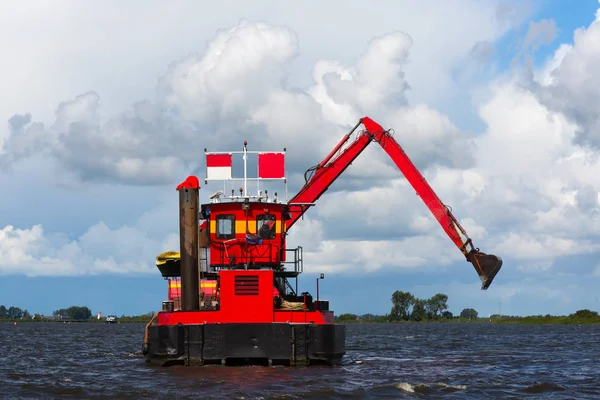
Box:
[234, 275, 259, 296]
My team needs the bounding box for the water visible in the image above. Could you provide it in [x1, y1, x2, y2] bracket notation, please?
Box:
[1, 322, 599, 399]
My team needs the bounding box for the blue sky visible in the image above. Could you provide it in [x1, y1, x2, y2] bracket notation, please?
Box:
[2, 0, 600, 318]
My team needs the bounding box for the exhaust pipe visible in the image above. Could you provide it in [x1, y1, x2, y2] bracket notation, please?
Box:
[467, 251, 503, 290]
[177, 176, 201, 312]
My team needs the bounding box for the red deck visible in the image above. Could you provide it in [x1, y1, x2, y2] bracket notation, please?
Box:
[158, 269, 334, 326]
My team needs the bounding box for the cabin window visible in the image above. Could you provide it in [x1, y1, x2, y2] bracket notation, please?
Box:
[216, 214, 235, 239]
[257, 214, 276, 240]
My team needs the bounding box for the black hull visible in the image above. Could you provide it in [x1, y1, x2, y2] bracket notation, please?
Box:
[142, 323, 346, 367]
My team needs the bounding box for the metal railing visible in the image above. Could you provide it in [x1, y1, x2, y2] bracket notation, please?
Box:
[283, 246, 303, 275]
[210, 242, 303, 273]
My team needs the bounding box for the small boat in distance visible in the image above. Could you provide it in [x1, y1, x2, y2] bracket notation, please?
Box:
[106, 315, 118, 324]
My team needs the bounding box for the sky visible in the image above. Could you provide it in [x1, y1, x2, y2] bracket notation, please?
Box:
[2, 0, 600, 318]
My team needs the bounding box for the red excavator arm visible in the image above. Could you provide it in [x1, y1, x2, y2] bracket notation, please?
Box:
[286, 117, 502, 290]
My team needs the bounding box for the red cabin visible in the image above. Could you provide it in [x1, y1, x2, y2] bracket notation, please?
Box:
[205, 200, 288, 268]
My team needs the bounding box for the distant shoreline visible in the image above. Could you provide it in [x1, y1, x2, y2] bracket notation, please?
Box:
[0, 315, 152, 324]
[334, 308, 600, 325]
[3, 316, 600, 325]
[337, 318, 600, 325]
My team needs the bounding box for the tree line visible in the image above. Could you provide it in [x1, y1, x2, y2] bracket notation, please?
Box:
[0, 305, 92, 321]
[390, 291, 451, 321]
[53, 306, 92, 320]
[388, 291, 478, 321]
[0, 303, 157, 322]
[335, 291, 480, 322]
[335, 289, 600, 324]
[0, 305, 31, 319]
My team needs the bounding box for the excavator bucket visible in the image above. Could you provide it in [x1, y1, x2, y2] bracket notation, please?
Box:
[468, 251, 503, 290]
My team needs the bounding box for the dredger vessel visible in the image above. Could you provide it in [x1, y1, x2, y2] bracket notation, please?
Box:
[142, 117, 503, 367]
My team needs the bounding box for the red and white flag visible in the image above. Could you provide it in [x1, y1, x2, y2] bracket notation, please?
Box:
[206, 154, 232, 180]
[258, 152, 285, 179]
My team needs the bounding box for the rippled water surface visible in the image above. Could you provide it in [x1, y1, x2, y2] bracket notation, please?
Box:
[1, 322, 599, 399]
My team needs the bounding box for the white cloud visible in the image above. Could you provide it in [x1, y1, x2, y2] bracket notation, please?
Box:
[494, 233, 599, 261]
[0, 216, 176, 277]
[159, 20, 300, 122]
[4, 1, 600, 294]
[531, 7, 600, 147]
[459, 10, 600, 273]
[3, 16, 475, 276]
[1, 16, 478, 191]
[289, 219, 462, 275]
[520, 19, 557, 56]
[287, 4, 600, 279]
